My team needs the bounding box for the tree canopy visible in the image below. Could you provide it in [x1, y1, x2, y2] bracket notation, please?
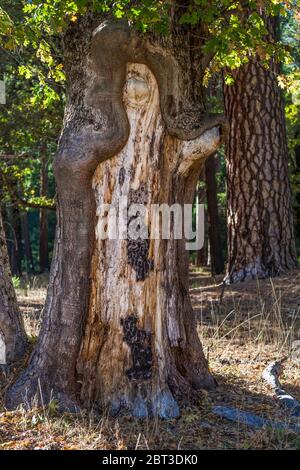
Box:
[1, 1, 299, 82]
[1, 0, 299, 269]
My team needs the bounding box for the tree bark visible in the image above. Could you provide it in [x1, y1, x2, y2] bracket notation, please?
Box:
[39, 157, 49, 272]
[224, 17, 297, 283]
[6, 14, 227, 417]
[0, 210, 27, 364]
[205, 154, 224, 275]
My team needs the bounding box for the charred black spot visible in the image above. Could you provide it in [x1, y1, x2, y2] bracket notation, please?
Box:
[119, 167, 125, 186]
[127, 186, 154, 281]
[128, 184, 148, 205]
[121, 315, 152, 381]
[127, 239, 154, 281]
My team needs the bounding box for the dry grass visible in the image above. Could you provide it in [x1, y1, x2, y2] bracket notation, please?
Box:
[0, 269, 299, 450]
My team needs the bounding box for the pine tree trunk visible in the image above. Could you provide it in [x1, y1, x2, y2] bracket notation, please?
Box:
[39, 158, 49, 273]
[224, 18, 298, 283]
[0, 210, 27, 364]
[205, 154, 224, 275]
[6, 15, 227, 417]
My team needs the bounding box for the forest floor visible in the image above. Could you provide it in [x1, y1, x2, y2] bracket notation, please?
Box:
[0, 269, 300, 450]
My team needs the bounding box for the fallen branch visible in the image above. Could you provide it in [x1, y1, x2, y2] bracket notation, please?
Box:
[213, 406, 300, 433]
[262, 361, 300, 417]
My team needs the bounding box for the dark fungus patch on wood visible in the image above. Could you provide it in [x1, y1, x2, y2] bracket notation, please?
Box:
[127, 239, 154, 281]
[118, 167, 125, 186]
[121, 315, 152, 381]
[127, 186, 154, 281]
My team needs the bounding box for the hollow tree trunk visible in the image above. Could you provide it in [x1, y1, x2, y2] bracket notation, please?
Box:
[39, 157, 49, 273]
[6, 14, 227, 417]
[224, 17, 297, 283]
[0, 210, 27, 364]
[77, 63, 220, 417]
[205, 154, 224, 275]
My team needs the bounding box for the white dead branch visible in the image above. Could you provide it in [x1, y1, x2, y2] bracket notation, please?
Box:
[262, 360, 300, 417]
[213, 360, 300, 431]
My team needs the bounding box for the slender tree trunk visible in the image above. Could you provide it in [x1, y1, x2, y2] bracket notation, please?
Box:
[195, 176, 208, 267]
[7, 204, 22, 277]
[6, 14, 227, 417]
[20, 211, 34, 274]
[39, 158, 49, 272]
[205, 154, 224, 275]
[196, 235, 208, 267]
[0, 210, 27, 364]
[224, 16, 297, 283]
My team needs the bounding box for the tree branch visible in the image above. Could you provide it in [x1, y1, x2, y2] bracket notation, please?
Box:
[0, 170, 56, 210]
[176, 115, 228, 177]
[0, 154, 32, 161]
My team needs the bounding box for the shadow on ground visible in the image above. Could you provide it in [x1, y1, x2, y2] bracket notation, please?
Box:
[0, 269, 299, 449]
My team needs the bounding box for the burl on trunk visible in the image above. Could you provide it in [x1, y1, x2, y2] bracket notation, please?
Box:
[6, 18, 227, 418]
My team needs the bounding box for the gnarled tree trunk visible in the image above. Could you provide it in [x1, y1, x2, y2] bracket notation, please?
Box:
[6, 14, 227, 417]
[0, 210, 27, 364]
[224, 16, 297, 283]
[77, 63, 221, 418]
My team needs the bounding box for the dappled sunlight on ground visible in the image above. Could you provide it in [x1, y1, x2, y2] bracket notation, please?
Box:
[0, 269, 299, 449]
